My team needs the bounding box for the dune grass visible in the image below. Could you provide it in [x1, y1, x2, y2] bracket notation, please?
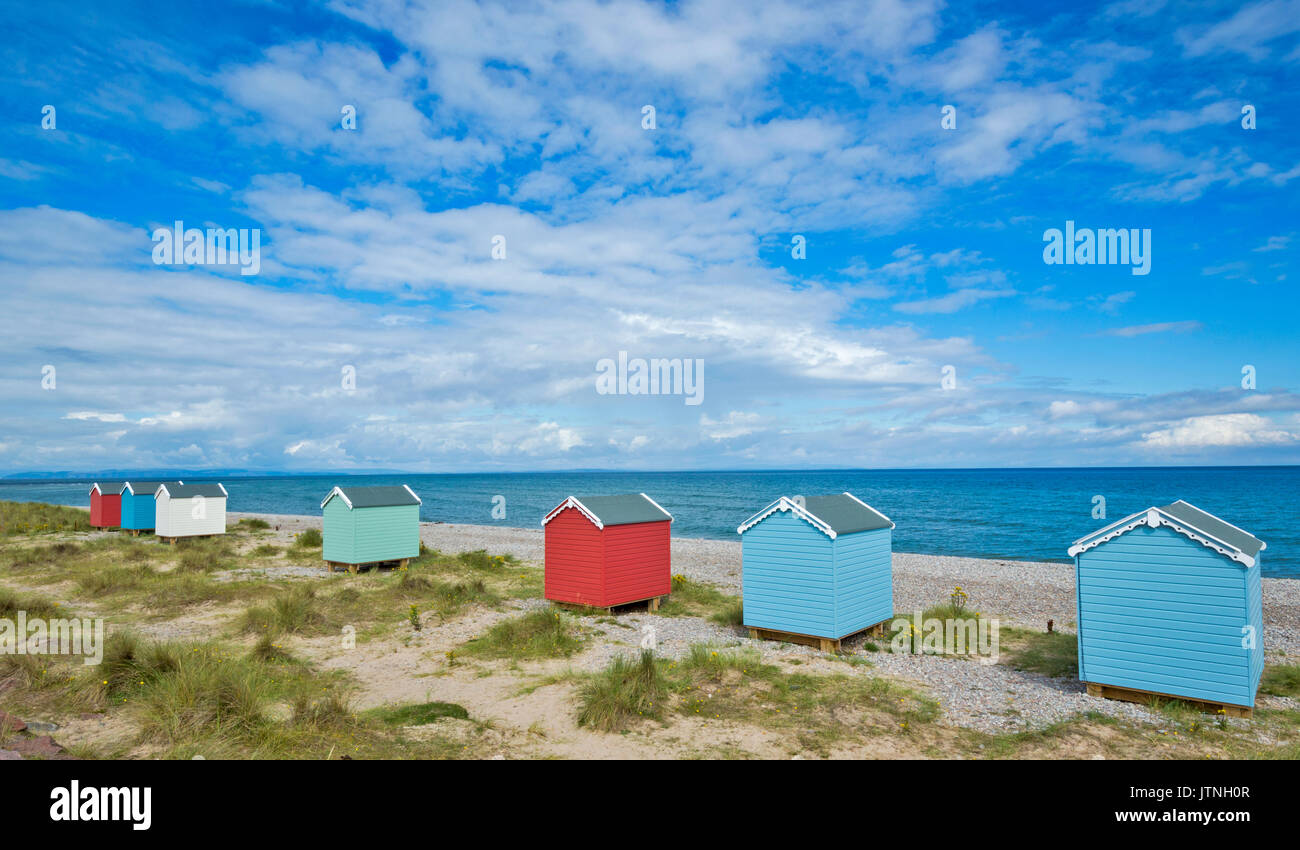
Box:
[577, 650, 667, 731]
[0, 500, 92, 536]
[0, 586, 65, 619]
[460, 609, 584, 660]
[1004, 630, 1079, 678]
[1261, 663, 1300, 698]
[573, 643, 941, 750]
[0, 628, 485, 759]
[657, 574, 741, 624]
[241, 586, 332, 636]
[367, 701, 470, 726]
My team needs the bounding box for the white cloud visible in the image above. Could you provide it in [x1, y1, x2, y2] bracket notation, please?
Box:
[1142, 414, 1298, 448]
[1099, 321, 1202, 337]
[894, 288, 1016, 314]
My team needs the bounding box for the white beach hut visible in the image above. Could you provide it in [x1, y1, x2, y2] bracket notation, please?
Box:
[155, 482, 228, 541]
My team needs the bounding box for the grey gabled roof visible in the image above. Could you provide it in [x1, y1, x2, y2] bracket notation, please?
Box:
[120, 481, 179, 496]
[1159, 500, 1265, 558]
[1068, 499, 1265, 566]
[90, 481, 126, 495]
[542, 493, 672, 528]
[157, 483, 227, 499]
[321, 485, 421, 510]
[738, 492, 894, 538]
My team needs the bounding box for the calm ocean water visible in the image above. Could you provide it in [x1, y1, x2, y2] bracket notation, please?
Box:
[2, 467, 1297, 577]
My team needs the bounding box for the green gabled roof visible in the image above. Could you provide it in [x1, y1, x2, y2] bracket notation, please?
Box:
[738, 493, 894, 537]
[321, 485, 421, 510]
[159, 483, 227, 499]
[542, 493, 672, 528]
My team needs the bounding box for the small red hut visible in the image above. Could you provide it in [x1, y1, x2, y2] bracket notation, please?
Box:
[542, 493, 672, 609]
[88, 481, 124, 529]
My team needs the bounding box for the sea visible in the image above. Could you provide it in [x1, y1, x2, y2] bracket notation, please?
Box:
[1, 467, 1296, 577]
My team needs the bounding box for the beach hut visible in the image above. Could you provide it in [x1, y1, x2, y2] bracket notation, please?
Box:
[154, 482, 228, 542]
[88, 481, 125, 529]
[320, 485, 422, 572]
[542, 493, 672, 610]
[118, 481, 179, 534]
[1068, 500, 1266, 717]
[737, 493, 895, 651]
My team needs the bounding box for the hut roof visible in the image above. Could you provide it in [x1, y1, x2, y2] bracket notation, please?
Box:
[542, 493, 672, 528]
[120, 481, 179, 495]
[321, 485, 421, 509]
[89, 481, 127, 495]
[1068, 500, 1265, 566]
[738, 493, 894, 538]
[157, 483, 227, 499]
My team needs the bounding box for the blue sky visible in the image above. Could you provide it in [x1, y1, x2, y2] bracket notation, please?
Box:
[1, 0, 1297, 472]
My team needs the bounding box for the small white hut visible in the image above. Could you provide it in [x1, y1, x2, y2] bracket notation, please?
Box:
[155, 482, 228, 540]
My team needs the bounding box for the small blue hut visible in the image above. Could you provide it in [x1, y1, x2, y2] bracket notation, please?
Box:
[1068, 500, 1266, 714]
[738, 493, 894, 647]
[119, 481, 177, 533]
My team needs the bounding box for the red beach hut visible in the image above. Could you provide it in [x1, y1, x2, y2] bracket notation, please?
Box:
[542, 493, 672, 609]
[88, 481, 124, 529]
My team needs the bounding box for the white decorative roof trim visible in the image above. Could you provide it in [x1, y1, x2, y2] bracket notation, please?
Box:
[542, 496, 603, 529]
[639, 492, 673, 522]
[403, 484, 422, 505]
[321, 486, 351, 509]
[89, 484, 102, 496]
[1068, 507, 1255, 567]
[841, 491, 896, 529]
[737, 497, 837, 539]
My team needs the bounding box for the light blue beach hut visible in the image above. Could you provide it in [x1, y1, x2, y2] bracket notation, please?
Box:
[321, 485, 422, 572]
[118, 481, 179, 534]
[737, 493, 895, 650]
[1068, 500, 1266, 716]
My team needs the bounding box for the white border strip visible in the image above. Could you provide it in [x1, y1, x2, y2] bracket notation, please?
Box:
[639, 492, 673, 522]
[841, 491, 895, 529]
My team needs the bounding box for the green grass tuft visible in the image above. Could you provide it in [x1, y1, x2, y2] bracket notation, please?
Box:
[1261, 663, 1300, 698]
[577, 650, 668, 731]
[368, 701, 470, 726]
[461, 609, 583, 660]
[1004, 630, 1078, 678]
